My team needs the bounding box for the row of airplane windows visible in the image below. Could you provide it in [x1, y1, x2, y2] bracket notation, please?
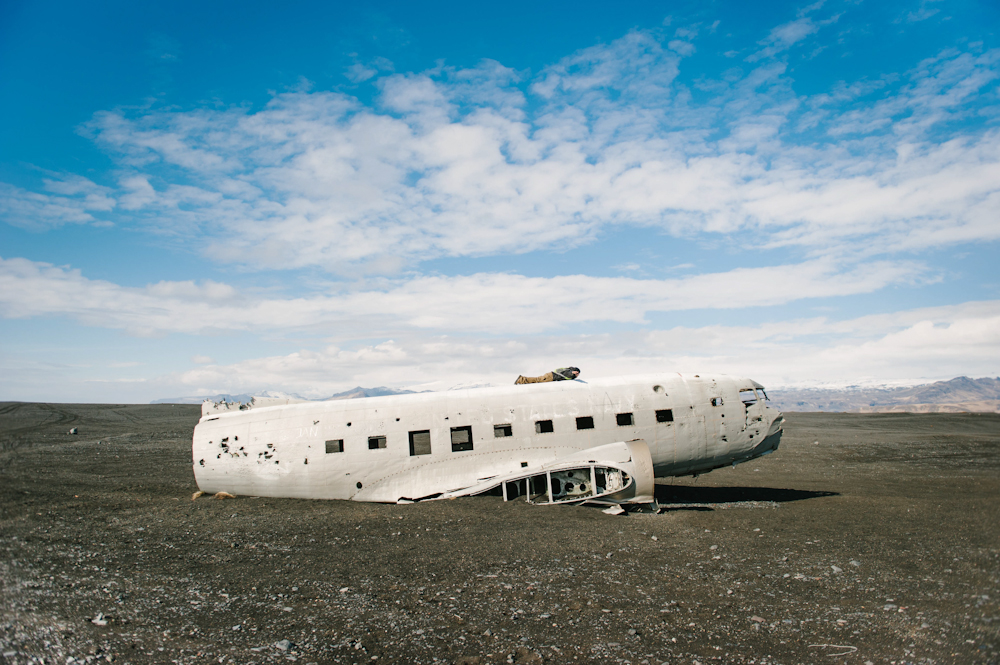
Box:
[322, 409, 675, 456]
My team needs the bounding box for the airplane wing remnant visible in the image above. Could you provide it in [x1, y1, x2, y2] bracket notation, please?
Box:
[438, 439, 654, 505]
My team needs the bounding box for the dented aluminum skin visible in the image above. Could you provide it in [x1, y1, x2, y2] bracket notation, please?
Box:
[192, 374, 783, 505]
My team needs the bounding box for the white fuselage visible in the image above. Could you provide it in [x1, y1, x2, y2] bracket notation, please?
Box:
[192, 373, 784, 503]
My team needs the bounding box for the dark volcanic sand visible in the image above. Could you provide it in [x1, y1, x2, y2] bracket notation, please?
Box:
[1, 403, 998, 665]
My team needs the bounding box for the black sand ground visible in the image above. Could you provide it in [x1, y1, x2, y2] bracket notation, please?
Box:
[0, 402, 997, 665]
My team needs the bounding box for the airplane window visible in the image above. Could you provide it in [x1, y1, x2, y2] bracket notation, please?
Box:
[711, 397, 724, 407]
[535, 420, 554, 434]
[450, 426, 473, 452]
[408, 430, 431, 456]
[576, 416, 595, 430]
[325, 439, 344, 454]
[616, 413, 634, 426]
[656, 409, 673, 423]
[368, 435, 387, 450]
[494, 424, 513, 438]
[739, 389, 758, 405]
[759, 389, 769, 401]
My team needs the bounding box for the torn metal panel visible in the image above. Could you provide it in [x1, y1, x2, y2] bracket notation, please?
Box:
[201, 395, 310, 417]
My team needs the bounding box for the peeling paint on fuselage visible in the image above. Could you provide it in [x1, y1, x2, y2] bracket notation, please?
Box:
[192, 374, 784, 503]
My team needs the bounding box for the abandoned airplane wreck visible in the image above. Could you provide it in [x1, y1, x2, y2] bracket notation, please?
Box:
[192, 374, 784, 506]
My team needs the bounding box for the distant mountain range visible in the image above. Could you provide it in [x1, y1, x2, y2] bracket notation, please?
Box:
[153, 376, 1000, 413]
[769, 376, 1000, 413]
[324, 386, 421, 400]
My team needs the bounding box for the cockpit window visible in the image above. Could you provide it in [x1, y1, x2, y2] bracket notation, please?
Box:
[739, 389, 758, 405]
[759, 389, 769, 401]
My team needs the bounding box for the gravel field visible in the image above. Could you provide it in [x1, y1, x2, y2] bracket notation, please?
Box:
[1, 402, 998, 665]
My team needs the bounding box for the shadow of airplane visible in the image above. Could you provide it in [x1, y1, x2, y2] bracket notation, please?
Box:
[654, 485, 839, 505]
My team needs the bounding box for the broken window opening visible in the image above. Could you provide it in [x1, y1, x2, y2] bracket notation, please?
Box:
[325, 439, 344, 454]
[549, 468, 595, 501]
[656, 409, 673, 423]
[529, 475, 548, 501]
[450, 426, 473, 452]
[490, 464, 634, 504]
[616, 412, 634, 426]
[739, 389, 758, 406]
[503, 478, 526, 500]
[368, 435, 387, 450]
[711, 397, 724, 407]
[576, 416, 595, 430]
[494, 424, 513, 438]
[535, 420, 554, 434]
[408, 430, 431, 456]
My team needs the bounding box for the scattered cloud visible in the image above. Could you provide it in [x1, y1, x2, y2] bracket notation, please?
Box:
[668, 40, 696, 56]
[0, 256, 927, 337]
[145, 300, 1000, 398]
[907, 7, 940, 23]
[905, 1, 943, 23]
[1, 15, 998, 401]
[345, 56, 394, 83]
[746, 3, 841, 63]
[0, 177, 115, 230]
[748, 17, 822, 61]
[346, 63, 378, 82]
[0, 32, 996, 273]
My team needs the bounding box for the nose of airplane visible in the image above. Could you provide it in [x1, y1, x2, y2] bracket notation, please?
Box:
[763, 409, 785, 451]
[769, 408, 784, 432]
[757, 408, 784, 455]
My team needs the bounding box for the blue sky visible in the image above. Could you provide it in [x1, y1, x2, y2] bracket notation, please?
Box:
[1, 0, 999, 402]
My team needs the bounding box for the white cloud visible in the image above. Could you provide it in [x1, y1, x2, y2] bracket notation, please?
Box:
[2, 18, 997, 404]
[151, 300, 1000, 398]
[748, 18, 821, 61]
[905, 1, 943, 23]
[346, 63, 378, 82]
[1, 31, 996, 273]
[746, 2, 840, 62]
[907, 8, 940, 22]
[0, 177, 114, 229]
[668, 40, 696, 56]
[0, 256, 926, 337]
[641, 300, 1000, 387]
